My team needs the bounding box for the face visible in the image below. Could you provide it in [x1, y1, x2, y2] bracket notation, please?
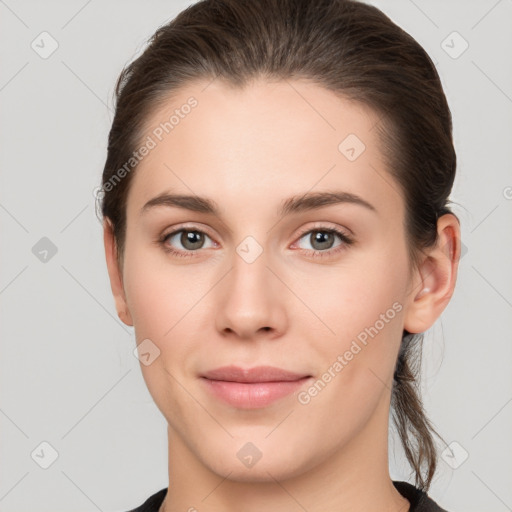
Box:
[105, 78, 430, 482]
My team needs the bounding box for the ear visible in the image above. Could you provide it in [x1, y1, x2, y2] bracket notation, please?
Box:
[103, 219, 134, 326]
[404, 213, 461, 334]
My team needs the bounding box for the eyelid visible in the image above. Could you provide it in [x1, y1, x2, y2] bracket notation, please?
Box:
[293, 221, 352, 239]
[161, 222, 217, 240]
[160, 221, 351, 243]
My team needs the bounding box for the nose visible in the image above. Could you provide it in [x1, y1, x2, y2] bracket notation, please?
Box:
[214, 243, 289, 341]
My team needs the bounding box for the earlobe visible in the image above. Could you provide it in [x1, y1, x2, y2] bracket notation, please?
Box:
[103, 219, 134, 327]
[404, 213, 461, 334]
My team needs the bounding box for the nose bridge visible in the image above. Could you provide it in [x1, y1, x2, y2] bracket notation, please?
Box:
[235, 234, 266, 267]
[230, 233, 273, 299]
[215, 231, 287, 337]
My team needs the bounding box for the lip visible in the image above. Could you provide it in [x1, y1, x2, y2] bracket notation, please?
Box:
[201, 365, 310, 382]
[200, 365, 312, 409]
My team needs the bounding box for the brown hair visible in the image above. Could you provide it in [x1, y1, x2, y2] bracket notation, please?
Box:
[98, 0, 458, 491]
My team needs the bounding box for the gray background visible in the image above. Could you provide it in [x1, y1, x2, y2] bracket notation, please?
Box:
[1, 0, 511, 511]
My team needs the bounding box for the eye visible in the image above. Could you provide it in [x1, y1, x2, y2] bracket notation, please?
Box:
[293, 226, 354, 259]
[158, 224, 354, 260]
[158, 227, 216, 258]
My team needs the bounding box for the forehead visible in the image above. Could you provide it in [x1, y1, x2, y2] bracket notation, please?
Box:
[126, 77, 402, 222]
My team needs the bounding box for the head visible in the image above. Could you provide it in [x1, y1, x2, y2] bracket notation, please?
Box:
[99, 0, 460, 492]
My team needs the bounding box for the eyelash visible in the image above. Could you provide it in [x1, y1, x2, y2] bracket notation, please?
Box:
[157, 225, 354, 260]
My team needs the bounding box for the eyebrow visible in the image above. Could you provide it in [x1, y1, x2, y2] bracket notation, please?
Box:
[140, 190, 378, 218]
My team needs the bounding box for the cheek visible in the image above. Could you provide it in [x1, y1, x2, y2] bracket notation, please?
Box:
[305, 248, 407, 391]
[122, 243, 212, 367]
[303, 254, 405, 343]
[122, 249, 191, 390]
[122, 243, 203, 335]
[124, 257, 197, 418]
[297, 269, 405, 444]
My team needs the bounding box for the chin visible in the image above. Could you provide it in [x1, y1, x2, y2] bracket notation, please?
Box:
[209, 460, 307, 484]
[200, 438, 315, 483]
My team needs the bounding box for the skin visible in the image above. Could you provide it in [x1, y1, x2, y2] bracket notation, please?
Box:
[104, 78, 460, 512]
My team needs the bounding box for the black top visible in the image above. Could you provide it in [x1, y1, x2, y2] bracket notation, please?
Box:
[125, 480, 449, 511]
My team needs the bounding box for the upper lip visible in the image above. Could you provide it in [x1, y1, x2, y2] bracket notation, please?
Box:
[201, 365, 311, 383]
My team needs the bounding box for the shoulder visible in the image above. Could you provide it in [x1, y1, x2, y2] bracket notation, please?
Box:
[393, 480, 450, 512]
[124, 487, 167, 512]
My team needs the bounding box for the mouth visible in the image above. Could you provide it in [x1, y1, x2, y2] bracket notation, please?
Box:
[200, 365, 313, 409]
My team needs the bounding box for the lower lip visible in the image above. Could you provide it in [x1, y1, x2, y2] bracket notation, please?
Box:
[201, 377, 312, 409]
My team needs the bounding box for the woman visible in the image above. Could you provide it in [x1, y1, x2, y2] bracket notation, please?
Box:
[99, 0, 460, 510]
